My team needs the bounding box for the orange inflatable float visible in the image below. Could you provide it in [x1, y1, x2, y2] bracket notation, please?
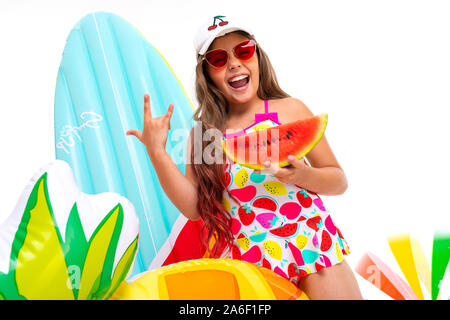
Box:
[111, 258, 309, 300]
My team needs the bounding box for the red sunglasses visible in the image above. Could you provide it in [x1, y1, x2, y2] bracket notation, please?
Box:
[202, 40, 257, 69]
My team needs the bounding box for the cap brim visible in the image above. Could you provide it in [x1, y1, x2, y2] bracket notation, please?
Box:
[198, 26, 253, 55]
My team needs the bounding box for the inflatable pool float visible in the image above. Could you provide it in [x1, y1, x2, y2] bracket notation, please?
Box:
[111, 258, 309, 300]
[356, 232, 450, 300]
[54, 11, 205, 277]
[0, 160, 139, 300]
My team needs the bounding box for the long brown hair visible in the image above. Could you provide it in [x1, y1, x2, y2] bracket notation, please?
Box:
[191, 31, 290, 257]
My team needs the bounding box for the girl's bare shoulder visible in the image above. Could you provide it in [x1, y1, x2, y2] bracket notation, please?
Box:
[269, 97, 314, 123]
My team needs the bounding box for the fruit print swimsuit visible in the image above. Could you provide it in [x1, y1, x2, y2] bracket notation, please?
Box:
[222, 100, 351, 286]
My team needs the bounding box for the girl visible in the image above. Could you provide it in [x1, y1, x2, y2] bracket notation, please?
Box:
[127, 16, 363, 300]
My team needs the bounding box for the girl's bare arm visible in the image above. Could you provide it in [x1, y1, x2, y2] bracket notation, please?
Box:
[126, 94, 200, 220]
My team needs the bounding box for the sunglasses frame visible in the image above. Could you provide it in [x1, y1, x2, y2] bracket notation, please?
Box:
[201, 39, 258, 69]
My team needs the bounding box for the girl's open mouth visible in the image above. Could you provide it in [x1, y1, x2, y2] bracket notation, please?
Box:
[228, 75, 249, 91]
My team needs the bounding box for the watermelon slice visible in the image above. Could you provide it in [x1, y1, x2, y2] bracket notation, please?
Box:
[222, 114, 328, 170]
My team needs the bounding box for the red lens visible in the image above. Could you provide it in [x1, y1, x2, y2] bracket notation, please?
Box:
[234, 40, 256, 60]
[205, 49, 228, 68]
[204, 40, 256, 69]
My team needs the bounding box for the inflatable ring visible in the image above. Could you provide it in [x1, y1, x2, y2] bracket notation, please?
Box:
[111, 258, 309, 300]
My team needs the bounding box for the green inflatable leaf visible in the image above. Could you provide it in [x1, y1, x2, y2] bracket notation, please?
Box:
[431, 230, 450, 300]
[0, 269, 24, 300]
[104, 236, 139, 300]
[0, 161, 139, 300]
[15, 174, 74, 299]
[77, 204, 123, 300]
[63, 204, 89, 267]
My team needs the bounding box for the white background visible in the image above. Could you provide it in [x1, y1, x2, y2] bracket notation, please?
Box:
[1, 0, 449, 299]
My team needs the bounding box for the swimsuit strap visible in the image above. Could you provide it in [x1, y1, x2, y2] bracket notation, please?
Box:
[224, 100, 281, 139]
[254, 100, 281, 125]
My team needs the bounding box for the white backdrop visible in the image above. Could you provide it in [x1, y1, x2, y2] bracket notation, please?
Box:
[1, 0, 449, 298]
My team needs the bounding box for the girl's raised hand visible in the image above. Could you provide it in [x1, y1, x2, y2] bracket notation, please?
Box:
[262, 155, 310, 186]
[126, 94, 174, 160]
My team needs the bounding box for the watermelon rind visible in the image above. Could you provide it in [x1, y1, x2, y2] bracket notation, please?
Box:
[222, 114, 328, 170]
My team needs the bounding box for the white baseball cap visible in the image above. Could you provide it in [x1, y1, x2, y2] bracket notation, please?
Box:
[194, 15, 254, 56]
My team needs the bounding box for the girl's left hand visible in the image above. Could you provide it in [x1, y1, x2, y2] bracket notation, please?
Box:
[260, 155, 310, 186]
